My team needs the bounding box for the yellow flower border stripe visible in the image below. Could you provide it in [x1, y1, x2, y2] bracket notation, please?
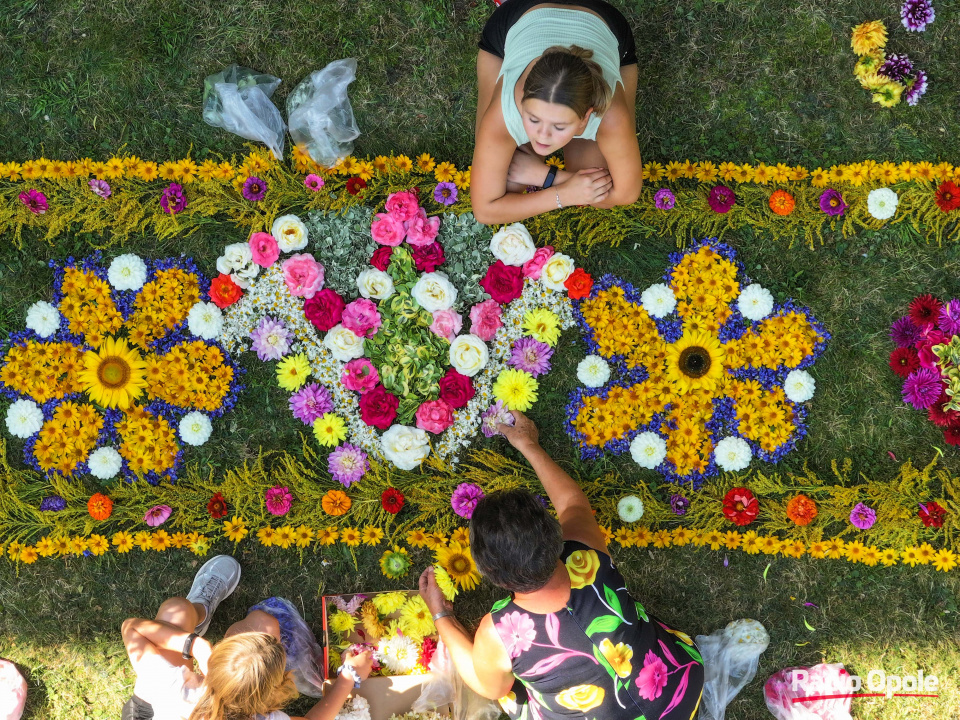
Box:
[1, 151, 958, 251]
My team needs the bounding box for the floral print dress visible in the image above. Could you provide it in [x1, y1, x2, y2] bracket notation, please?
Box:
[491, 542, 703, 720]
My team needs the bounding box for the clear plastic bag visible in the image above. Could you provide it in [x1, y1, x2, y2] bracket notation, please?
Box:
[0, 658, 27, 720]
[202, 65, 286, 159]
[286, 59, 361, 167]
[249, 597, 325, 697]
[412, 641, 499, 720]
[695, 619, 770, 720]
[764, 664, 853, 720]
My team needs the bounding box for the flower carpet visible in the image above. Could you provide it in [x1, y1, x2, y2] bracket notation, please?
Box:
[1, 150, 959, 580]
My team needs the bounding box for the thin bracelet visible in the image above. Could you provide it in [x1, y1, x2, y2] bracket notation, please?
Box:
[555, 191, 563, 209]
[432, 610, 455, 622]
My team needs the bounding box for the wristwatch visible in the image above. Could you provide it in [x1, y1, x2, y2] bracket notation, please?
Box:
[543, 165, 559, 189]
[182, 632, 199, 659]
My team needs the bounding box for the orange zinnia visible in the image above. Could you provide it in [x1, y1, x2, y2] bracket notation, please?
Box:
[769, 189, 796, 216]
[87, 492, 114, 521]
[322, 489, 352, 516]
[786, 494, 818, 526]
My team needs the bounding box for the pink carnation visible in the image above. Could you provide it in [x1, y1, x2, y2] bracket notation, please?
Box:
[265, 486, 293, 516]
[282, 253, 325, 298]
[342, 358, 380, 393]
[405, 207, 441, 246]
[384, 190, 420, 222]
[430, 309, 463, 342]
[341, 298, 382, 338]
[415, 399, 455, 434]
[371, 212, 406, 246]
[249, 232, 280, 267]
[522, 245, 555, 279]
[469, 299, 503, 341]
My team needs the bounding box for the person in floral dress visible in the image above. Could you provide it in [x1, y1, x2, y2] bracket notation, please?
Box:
[420, 411, 703, 720]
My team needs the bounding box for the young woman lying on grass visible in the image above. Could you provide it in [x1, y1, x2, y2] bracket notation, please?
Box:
[471, 0, 643, 224]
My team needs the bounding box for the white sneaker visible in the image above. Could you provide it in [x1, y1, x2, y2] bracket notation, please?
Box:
[186, 555, 241, 636]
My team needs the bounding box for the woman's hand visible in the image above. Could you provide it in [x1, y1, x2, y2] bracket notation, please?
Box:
[507, 147, 551, 187]
[419, 566, 453, 617]
[558, 168, 613, 206]
[343, 649, 374, 682]
[497, 410, 539, 455]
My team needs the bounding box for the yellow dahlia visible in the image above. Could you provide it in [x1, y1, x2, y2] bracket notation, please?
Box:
[398, 595, 436, 640]
[871, 81, 904, 108]
[77, 336, 148, 409]
[851, 20, 887, 56]
[523, 309, 561, 346]
[372, 591, 409, 615]
[276, 353, 311, 391]
[313, 413, 347, 447]
[492, 369, 538, 411]
[433, 564, 458, 601]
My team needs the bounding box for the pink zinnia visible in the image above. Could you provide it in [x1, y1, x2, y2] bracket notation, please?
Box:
[341, 358, 380, 393]
[902, 367, 943, 409]
[249, 232, 280, 267]
[341, 298, 382, 338]
[849, 502, 876, 530]
[708, 185, 736, 213]
[635, 650, 669, 700]
[19, 189, 48, 214]
[265, 486, 293, 516]
[304, 174, 325, 191]
[144, 504, 172, 527]
[451, 482, 484, 519]
[89, 179, 112, 198]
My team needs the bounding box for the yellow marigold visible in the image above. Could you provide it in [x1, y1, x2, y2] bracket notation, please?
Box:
[722, 531, 742, 550]
[139, 161, 160, 182]
[759, 535, 781, 555]
[356, 160, 374, 180]
[88, 534, 110, 555]
[454, 168, 471, 190]
[844, 540, 866, 562]
[651, 530, 671, 548]
[274, 525, 296, 549]
[19, 546, 38, 564]
[257, 527, 277, 547]
[293, 526, 313, 548]
[901, 546, 921, 566]
[669, 527, 691, 546]
[808, 541, 828, 559]
[36, 537, 56, 557]
[783, 540, 806, 559]
[150, 530, 171, 551]
[810, 167, 828, 187]
[644, 161, 663, 181]
[851, 20, 887, 56]
[664, 161, 684, 181]
[198, 160, 219, 181]
[104, 157, 125, 179]
[51, 536, 71, 555]
[703, 530, 724, 550]
[450, 527, 470, 545]
[372, 155, 390, 174]
[614, 528, 633, 547]
[680, 160, 696, 179]
[879, 548, 899, 567]
[753, 163, 773, 184]
[695, 161, 718, 183]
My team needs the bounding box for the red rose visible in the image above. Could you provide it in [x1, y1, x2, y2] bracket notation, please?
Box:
[371, 246, 394, 271]
[359, 384, 399, 430]
[918, 500, 946, 528]
[564, 268, 593, 299]
[412, 241, 446, 272]
[935, 181, 960, 212]
[438, 368, 475, 409]
[722, 487, 759, 526]
[207, 492, 228, 519]
[381, 487, 405, 514]
[209, 274, 242, 308]
[346, 177, 367, 196]
[304, 288, 345, 332]
[479, 260, 524, 304]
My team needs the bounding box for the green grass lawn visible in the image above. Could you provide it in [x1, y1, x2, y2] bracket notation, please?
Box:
[2, 0, 960, 718]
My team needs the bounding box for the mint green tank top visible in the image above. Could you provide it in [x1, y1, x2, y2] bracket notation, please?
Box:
[498, 8, 623, 146]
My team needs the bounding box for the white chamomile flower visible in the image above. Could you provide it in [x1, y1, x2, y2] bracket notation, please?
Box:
[5, 399, 44, 438]
[737, 284, 774, 322]
[108, 254, 147, 291]
[577, 355, 610, 388]
[714, 436, 752, 472]
[630, 432, 666, 469]
[187, 302, 224, 340]
[25, 301, 60, 338]
[784, 369, 816, 403]
[617, 495, 645, 523]
[867, 187, 898, 221]
[640, 283, 676, 319]
[88, 446, 123, 479]
[179, 412, 213, 446]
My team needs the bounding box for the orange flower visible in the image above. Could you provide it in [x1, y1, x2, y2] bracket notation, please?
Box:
[769, 189, 796, 216]
[786, 494, 818, 526]
[322, 489, 352, 516]
[87, 492, 113, 521]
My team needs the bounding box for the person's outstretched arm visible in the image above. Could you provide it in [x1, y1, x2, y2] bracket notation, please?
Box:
[295, 650, 373, 720]
[498, 411, 607, 551]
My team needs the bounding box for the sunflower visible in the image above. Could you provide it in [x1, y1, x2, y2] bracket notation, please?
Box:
[77, 336, 148, 409]
[664, 331, 727, 395]
[435, 542, 481, 591]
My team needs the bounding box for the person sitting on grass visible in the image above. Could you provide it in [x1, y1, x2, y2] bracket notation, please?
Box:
[419, 411, 704, 720]
[470, 0, 643, 225]
[121, 555, 373, 720]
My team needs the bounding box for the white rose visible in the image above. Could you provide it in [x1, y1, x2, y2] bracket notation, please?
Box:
[230, 261, 260, 290]
[784, 369, 816, 403]
[489, 223, 536, 266]
[272, 214, 309, 252]
[867, 188, 898, 221]
[411, 272, 458, 313]
[25, 301, 61, 338]
[449, 334, 489, 377]
[107, 254, 147, 291]
[714, 436, 752, 472]
[630, 432, 666, 469]
[381, 424, 431, 470]
[357, 269, 395, 300]
[640, 284, 677, 319]
[217, 242, 253, 275]
[324, 324, 365, 362]
[540, 253, 575, 291]
[737, 284, 774, 322]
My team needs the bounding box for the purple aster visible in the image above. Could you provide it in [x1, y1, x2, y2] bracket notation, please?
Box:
[849, 502, 877, 530]
[670, 494, 690, 516]
[328, 444, 369, 487]
[40, 495, 67, 511]
[509, 337, 554, 377]
[289, 383, 334, 424]
[902, 367, 943, 409]
[818, 188, 847, 216]
[89, 179, 112, 198]
[480, 400, 515, 438]
[890, 316, 922, 348]
[654, 188, 676, 210]
[250, 316, 292, 361]
[901, 0, 935, 32]
[905, 71, 928, 106]
[434, 181, 458, 206]
[451, 482, 484, 519]
[938, 299, 960, 337]
[160, 182, 187, 214]
[242, 176, 268, 201]
[879, 54, 914, 82]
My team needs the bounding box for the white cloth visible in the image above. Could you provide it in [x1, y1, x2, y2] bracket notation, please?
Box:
[134, 655, 291, 720]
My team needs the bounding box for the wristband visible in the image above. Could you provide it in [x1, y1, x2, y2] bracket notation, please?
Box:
[337, 664, 362, 688]
[543, 165, 558, 189]
[182, 632, 199, 659]
[432, 610, 455, 622]
[555, 191, 563, 209]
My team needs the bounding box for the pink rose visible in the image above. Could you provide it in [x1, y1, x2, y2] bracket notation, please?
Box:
[415, 399, 455, 434]
[412, 241, 445, 272]
[304, 288, 345, 332]
[480, 260, 524, 304]
[404, 207, 441, 246]
[342, 358, 380, 393]
[359, 385, 399, 430]
[438, 368, 475, 409]
[522, 245, 555, 279]
[371, 212, 406, 246]
[341, 298, 382, 338]
[249, 232, 280, 267]
[371, 246, 394, 271]
[385, 190, 420, 222]
[469, 299, 503, 341]
[430, 309, 463, 342]
[282, 253, 325, 298]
